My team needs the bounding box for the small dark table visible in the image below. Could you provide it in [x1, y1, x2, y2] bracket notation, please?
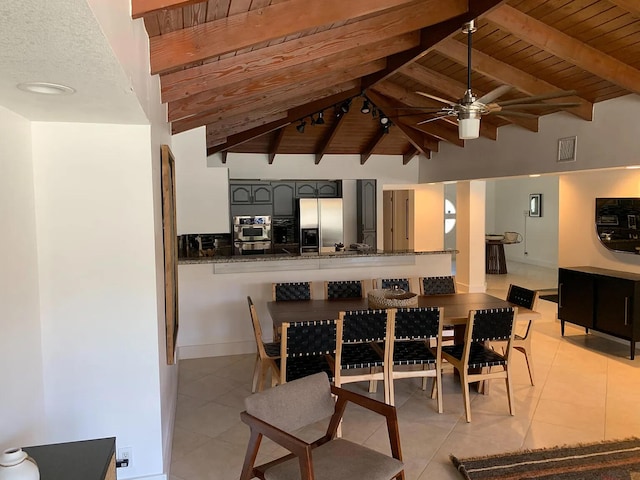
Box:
[486, 240, 521, 274]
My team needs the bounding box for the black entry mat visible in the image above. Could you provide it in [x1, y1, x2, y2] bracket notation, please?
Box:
[539, 294, 558, 303]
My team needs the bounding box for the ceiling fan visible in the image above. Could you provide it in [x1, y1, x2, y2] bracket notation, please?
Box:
[409, 20, 580, 140]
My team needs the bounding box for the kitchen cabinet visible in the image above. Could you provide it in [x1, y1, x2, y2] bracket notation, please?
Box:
[383, 190, 414, 251]
[272, 182, 296, 217]
[559, 266, 640, 359]
[230, 183, 272, 205]
[295, 181, 341, 198]
[357, 179, 377, 249]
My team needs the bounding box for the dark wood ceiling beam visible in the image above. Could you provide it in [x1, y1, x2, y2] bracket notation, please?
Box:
[609, 0, 640, 18]
[149, 0, 422, 74]
[205, 112, 288, 147]
[131, 0, 200, 19]
[411, 122, 464, 148]
[485, 5, 640, 95]
[403, 147, 420, 164]
[268, 128, 286, 165]
[372, 79, 498, 140]
[315, 115, 347, 165]
[367, 90, 438, 156]
[160, 0, 453, 103]
[206, 87, 361, 153]
[360, 130, 387, 165]
[362, 0, 508, 88]
[167, 34, 417, 120]
[220, 151, 227, 164]
[435, 38, 593, 121]
[169, 58, 381, 126]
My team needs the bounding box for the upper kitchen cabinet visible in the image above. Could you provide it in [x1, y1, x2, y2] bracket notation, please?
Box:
[295, 181, 341, 198]
[272, 182, 296, 217]
[230, 182, 272, 205]
[357, 179, 377, 249]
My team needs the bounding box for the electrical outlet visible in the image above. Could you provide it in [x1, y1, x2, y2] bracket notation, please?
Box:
[117, 447, 132, 468]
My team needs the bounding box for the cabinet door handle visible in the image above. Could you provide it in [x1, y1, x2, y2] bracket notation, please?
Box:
[558, 283, 563, 308]
[625, 296, 629, 326]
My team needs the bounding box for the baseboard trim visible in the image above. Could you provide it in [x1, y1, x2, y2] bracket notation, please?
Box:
[178, 341, 255, 360]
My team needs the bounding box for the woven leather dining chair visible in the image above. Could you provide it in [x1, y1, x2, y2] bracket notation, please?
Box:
[247, 296, 281, 393]
[386, 307, 444, 411]
[240, 372, 405, 480]
[419, 276, 456, 295]
[335, 309, 392, 402]
[280, 319, 339, 383]
[325, 280, 365, 299]
[376, 278, 413, 292]
[272, 281, 312, 301]
[439, 307, 517, 422]
[504, 284, 539, 385]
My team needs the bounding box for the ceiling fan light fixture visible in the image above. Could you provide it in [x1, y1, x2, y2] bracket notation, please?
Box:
[458, 114, 480, 140]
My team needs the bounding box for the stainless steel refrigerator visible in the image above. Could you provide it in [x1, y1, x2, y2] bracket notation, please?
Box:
[299, 198, 344, 253]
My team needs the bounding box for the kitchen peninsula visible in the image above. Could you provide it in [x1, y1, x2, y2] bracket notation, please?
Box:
[177, 249, 454, 359]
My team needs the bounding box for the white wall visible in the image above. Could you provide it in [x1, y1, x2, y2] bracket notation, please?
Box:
[559, 169, 640, 271]
[488, 176, 559, 268]
[0, 106, 46, 447]
[419, 94, 640, 182]
[173, 128, 230, 234]
[31, 123, 164, 479]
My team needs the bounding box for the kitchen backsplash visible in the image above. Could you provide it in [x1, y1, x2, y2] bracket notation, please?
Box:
[178, 233, 232, 258]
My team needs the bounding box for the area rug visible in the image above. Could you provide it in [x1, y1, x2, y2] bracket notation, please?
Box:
[450, 437, 640, 479]
[537, 288, 558, 304]
[539, 294, 558, 303]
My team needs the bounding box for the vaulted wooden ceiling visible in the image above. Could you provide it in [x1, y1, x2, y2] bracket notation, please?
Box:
[132, 0, 640, 164]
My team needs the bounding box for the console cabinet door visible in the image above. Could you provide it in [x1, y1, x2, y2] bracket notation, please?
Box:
[558, 268, 595, 328]
[595, 277, 635, 338]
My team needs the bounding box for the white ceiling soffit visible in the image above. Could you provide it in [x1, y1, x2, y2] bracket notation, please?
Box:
[0, 0, 147, 124]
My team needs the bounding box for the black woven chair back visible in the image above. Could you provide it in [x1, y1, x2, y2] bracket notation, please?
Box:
[507, 284, 536, 309]
[275, 282, 311, 301]
[284, 320, 337, 357]
[422, 276, 456, 295]
[394, 307, 440, 340]
[471, 308, 515, 342]
[380, 278, 410, 291]
[341, 310, 388, 343]
[327, 280, 362, 299]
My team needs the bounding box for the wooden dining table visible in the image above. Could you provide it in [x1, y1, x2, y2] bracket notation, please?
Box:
[266, 292, 540, 330]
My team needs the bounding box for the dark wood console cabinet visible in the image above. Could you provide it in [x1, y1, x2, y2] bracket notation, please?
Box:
[559, 266, 640, 359]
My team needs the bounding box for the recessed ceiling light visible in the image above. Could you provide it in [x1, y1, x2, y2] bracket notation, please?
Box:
[625, 165, 640, 170]
[17, 82, 75, 95]
[529, 174, 541, 177]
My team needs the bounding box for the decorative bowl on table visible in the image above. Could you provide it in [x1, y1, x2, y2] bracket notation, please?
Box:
[367, 288, 418, 309]
[485, 234, 505, 241]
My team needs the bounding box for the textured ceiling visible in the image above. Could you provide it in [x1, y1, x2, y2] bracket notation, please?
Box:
[0, 0, 147, 124]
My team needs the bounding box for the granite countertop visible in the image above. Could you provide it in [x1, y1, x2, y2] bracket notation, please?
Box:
[179, 249, 456, 264]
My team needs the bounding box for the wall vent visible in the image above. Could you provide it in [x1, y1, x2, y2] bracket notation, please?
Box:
[557, 136, 577, 162]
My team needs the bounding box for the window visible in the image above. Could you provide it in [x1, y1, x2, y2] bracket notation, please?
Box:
[445, 199, 456, 234]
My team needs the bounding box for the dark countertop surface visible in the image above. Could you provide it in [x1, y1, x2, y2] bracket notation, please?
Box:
[179, 249, 456, 265]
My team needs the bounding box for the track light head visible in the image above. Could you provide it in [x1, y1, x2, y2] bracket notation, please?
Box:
[315, 111, 325, 125]
[379, 113, 390, 126]
[361, 99, 371, 114]
[340, 99, 351, 114]
[296, 120, 306, 133]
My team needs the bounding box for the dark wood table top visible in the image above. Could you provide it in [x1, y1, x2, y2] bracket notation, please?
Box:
[266, 292, 540, 328]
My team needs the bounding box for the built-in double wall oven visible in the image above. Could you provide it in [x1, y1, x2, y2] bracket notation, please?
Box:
[233, 215, 272, 254]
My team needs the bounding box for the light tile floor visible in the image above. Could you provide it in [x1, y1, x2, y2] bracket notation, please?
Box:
[170, 262, 640, 480]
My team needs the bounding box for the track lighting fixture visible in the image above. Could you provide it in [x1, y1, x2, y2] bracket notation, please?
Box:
[315, 111, 325, 125]
[379, 113, 390, 126]
[296, 120, 306, 133]
[361, 99, 371, 114]
[371, 106, 378, 118]
[340, 99, 351, 114]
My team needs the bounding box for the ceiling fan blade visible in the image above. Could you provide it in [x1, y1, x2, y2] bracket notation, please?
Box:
[416, 113, 456, 125]
[498, 102, 581, 110]
[415, 91, 457, 107]
[497, 90, 578, 107]
[476, 85, 512, 105]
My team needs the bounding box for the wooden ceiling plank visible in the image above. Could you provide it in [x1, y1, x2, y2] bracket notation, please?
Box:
[150, 0, 423, 73]
[159, 0, 462, 102]
[206, 87, 361, 151]
[167, 33, 417, 119]
[362, 0, 508, 88]
[268, 128, 286, 164]
[315, 115, 348, 164]
[169, 60, 379, 125]
[360, 129, 387, 165]
[485, 4, 640, 95]
[608, 0, 640, 19]
[435, 38, 594, 121]
[132, 0, 203, 19]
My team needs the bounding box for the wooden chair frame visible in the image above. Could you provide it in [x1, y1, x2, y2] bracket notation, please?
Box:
[507, 284, 539, 386]
[240, 383, 405, 480]
[248, 296, 281, 392]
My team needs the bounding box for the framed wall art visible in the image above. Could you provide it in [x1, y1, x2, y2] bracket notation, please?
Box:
[529, 193, 542, 217]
